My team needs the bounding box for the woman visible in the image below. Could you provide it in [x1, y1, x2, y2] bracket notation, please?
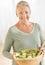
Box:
[3, 1, 45, 65]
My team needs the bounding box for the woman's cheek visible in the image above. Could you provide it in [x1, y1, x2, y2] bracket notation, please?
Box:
[27, 16, 30, 20]
[19, 16, 23, 20]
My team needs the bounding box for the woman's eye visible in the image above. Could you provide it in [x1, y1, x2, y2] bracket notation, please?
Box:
[25, 11, 28, 14]
[19, 12, 23, 14]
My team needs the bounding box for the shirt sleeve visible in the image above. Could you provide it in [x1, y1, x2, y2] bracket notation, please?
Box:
[37, 23, 45, 45]
[2, 27, 14, 59]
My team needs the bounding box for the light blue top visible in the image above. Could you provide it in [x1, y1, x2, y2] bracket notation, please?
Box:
[3, 23, 45, 65]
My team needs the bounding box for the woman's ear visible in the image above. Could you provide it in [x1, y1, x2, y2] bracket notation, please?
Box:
[16, 7, 18, 17]
[16, 12, 18, 17]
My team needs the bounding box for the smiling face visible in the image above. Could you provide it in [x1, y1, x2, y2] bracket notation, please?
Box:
[16, 5, 31, 23]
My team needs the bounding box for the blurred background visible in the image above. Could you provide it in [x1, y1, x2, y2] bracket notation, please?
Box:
[0, 0, 45, 65]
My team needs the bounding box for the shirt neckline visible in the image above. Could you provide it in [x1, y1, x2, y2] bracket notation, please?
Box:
[15, 23, 35, 35]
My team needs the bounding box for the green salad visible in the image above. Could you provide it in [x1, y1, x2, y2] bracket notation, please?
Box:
[15, 49, 40, 58]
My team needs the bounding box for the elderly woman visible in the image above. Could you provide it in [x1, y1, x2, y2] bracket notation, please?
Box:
[3, 1, 45, 65]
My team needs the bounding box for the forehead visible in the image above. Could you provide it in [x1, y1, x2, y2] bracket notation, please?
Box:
[16, 5, 30, 11]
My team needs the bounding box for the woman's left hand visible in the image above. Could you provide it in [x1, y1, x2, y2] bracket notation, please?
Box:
[38, 46, 45, 56]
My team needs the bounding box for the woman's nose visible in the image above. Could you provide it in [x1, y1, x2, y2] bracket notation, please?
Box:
[22, 13, 26, 17]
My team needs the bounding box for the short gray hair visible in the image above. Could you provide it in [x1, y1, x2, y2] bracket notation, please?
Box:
[16, 1, 30, 10]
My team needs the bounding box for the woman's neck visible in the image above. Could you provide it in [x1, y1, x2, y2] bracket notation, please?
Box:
[15, 21, 34, 33]
[18, 21, 30, 27]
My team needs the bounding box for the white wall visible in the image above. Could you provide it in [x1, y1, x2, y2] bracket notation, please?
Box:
[0, 0, 45, 44]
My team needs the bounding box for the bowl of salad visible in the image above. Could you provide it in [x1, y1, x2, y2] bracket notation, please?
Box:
[13, 49, 43, 65]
